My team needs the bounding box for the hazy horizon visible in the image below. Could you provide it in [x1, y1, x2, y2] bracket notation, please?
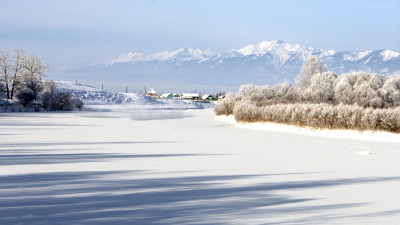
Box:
[1, 0, 399, 92]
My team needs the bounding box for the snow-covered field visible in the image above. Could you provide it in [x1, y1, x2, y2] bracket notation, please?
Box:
[1, 109, 400, 224]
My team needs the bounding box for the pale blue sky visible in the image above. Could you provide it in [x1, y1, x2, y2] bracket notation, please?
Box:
[1, 0, 399, 72]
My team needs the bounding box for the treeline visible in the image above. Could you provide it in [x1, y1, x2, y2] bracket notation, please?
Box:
[0, 49, 82, 111]
[215, 56, 400, 133]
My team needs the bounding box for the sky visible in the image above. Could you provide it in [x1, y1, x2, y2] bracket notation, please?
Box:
[0, 0, 399, 80]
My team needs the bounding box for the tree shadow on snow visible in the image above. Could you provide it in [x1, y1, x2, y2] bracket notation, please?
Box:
[1, 170, 400, 224]
[0, 140, 176, 148]
[0, 153, 209, 165]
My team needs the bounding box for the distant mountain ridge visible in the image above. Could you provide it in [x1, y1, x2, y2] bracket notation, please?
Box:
[69, 40, 400, 92]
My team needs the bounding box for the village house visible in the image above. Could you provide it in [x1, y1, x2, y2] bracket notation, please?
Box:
[146, 88, 158, 98]
[160, 93, 174, 99]
[181, 93, 200, 100]
[202, 94, 213, 100]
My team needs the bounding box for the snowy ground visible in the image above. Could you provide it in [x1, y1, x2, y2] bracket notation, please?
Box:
[1, 110, 400, 224]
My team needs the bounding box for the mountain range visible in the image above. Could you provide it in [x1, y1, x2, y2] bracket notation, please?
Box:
[68, 40, 400, 93]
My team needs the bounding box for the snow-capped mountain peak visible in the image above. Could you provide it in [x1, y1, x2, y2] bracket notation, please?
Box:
[343, 51, 373, 61]
[380, 50, 400, 61]
[105, 47, 219, 66]
[85, 41, 399, 90]
[237, 40, 284, 56]
[149, 47, 218, 62]
[105, 52, 147, 66]
[236, 40, 319, 56]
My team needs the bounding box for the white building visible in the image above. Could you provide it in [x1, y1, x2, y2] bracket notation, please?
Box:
[181, 93, 200, 100]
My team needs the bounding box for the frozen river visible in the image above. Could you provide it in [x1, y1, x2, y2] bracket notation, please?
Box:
[1, 109, 400, 224]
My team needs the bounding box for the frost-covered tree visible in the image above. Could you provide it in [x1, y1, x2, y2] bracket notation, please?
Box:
[0, 49, 29, 100]
[306, 72, 337, 103]
[296, 55, 327, 89]
[43, 79, 57, 94]
[23, 54, 47, 79]
[22, 54, 47, 101]
[0, 50, 11, 99]
[334, 73, 356, 105]
[23, 75, 43, 101]
[334, 72, 386, 108]
[272, 81, 298, 104]
[238, 84, 258, 97]
[381, 75, 400, 107]
[10, 49, 25, 100]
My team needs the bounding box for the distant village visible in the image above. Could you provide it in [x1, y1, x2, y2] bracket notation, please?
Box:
[145, 88, 225, 101]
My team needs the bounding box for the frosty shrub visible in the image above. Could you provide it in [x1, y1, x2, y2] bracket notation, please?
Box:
[232, 102, 400, 133]
[40, 92, 55, 110]
[237, 84, 259, 97]
[52, 91, 72, 111]
[233, 99, 263, 122]
[69, 98, 83, 110]
[236, 82, 300, 107]
[214, 93, 241, 115]
[16, 88, 35, 107]
[40, 90, 83, 111]
[22, 73, 43, 101]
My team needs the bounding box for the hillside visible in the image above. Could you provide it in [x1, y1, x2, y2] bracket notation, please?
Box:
[55, 81, 214, 111]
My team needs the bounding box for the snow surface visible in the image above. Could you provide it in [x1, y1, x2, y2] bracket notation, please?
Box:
[217, 115, 400, 143]
[1, 110, 400, 224]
